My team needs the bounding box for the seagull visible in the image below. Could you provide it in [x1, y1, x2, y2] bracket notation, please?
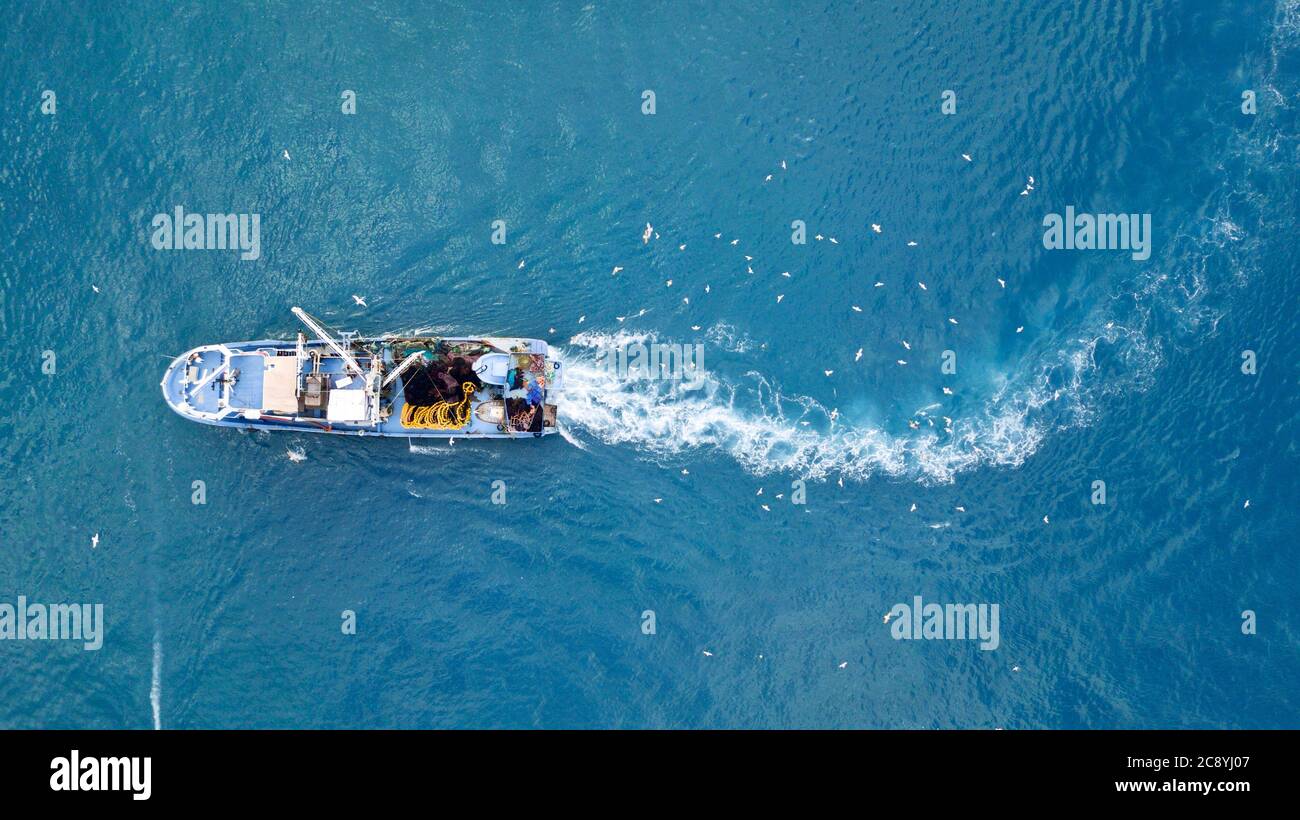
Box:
[883, 612, 895, 624]
[918, 281, 928, 290]
[682, 297, 689, 304]
[961, 153, 972, 162]
[91, 285, 100, 293]
[943, 387, 953, 395]
[907, 241, 918, 246]
[901, 340, 911, 350]
[730, 239, 739, 246]
[757, 488, 763, 495]
[781, 271, 791, 278]
[829, 237, 839, 244]
[1016, 326, 1024, 333]
[665, 279, 672, 287]
[653, 498, 662, 503]
[351, 294, 367, 307]
[714, 233, 722, 239]
[781, 160, 787, 170]
[776, 294, 784, 303]
[764, 174, 773, 182]
[897, 359, 907, 366]
[949, 317, 958, 325]
[1244, 499, 1251, 508]
[578, 315, 585, 323]
[824, 369, 833, 376]
[612, 266, 623, 275]
[874, 281, 884, 287]
[956, 506, 966, 512]
[1043, 515, 1050, 524]
[855, 348, 863, 361]
[642, 223, 653, 243]
[517, 260, 525, 269]
[679, 244, 686, 250]
[690, 325, 700, 331]
[681, 469, 689, 475]
[702, 650, 713, 657]
[909, 503, 917, 512]
[852, 305, 862, 312]
[997, 278, 1006, 288]
[761, 504, 771, 512]
[548, 327, 555, 334]
[91, 532, 99, 549]
[838, 662, 848, 669]
[704, 285, 711, 293]
[282, 149, 291, 160]
[616, 316, 626, 323]
[871, 224, 882, 233]
[815, 234, 824, 241]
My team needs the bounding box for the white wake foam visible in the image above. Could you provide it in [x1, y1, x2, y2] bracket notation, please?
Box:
[556, 321, 1158, 485]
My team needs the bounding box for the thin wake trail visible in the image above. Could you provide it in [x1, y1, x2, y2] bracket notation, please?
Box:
[151, 628, 162, 730]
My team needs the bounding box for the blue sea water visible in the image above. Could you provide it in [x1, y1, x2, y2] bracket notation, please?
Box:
[1, 0, 1297, 728]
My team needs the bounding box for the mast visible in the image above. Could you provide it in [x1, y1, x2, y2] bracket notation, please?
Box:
[381, 349, 425, 388]
[291, 307, 364, 375]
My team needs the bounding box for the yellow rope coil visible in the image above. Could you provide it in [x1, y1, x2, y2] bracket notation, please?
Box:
[402, 383, 477, 430]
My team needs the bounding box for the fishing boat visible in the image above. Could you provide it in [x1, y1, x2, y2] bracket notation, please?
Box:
[160, 308, 561, 438]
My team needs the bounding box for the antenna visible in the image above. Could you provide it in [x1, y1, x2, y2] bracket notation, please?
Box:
[291, 307, 364, 375]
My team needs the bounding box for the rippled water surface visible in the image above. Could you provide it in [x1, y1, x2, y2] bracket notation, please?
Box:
[0, 1, 1297, 727]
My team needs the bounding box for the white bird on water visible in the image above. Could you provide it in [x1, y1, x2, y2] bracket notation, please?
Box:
[282, 149, 291, 160]
[351, 294, 367, 308]
[642, 223, 653, 243]
[871, 223, 882, 233]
